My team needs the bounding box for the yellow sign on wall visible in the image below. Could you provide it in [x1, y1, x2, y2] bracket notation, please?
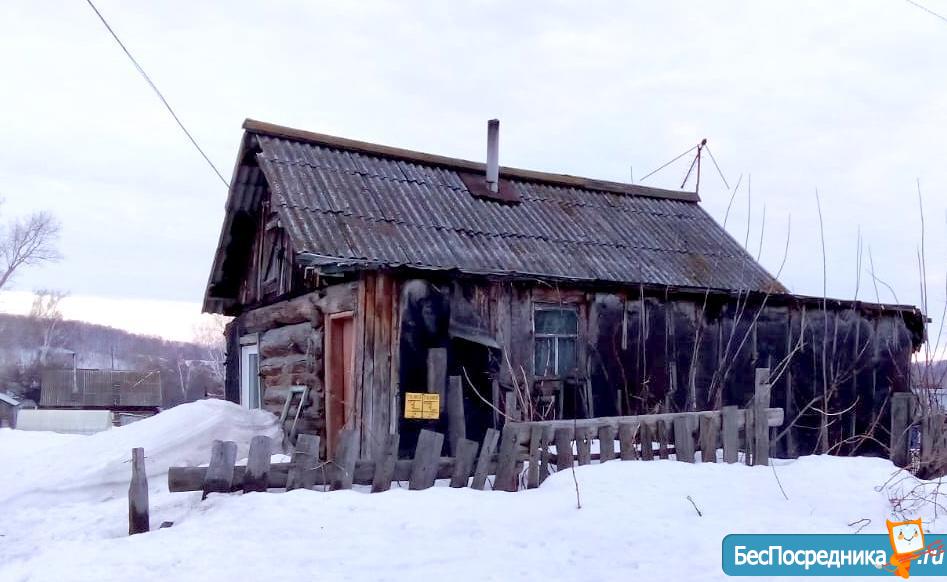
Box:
[404, 392, 440, 419]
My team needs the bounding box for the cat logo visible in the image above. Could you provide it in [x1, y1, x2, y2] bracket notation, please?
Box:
[883, 519, 943, 578]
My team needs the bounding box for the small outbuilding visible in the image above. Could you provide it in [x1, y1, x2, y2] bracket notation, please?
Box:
[203, 119, 924, 460]
[0, 392, 20, 428]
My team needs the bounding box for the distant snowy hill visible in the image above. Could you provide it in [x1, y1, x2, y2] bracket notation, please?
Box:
[0, 313, 223, 407]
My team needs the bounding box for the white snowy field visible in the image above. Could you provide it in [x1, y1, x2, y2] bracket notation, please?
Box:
[0, 401, 942, 582]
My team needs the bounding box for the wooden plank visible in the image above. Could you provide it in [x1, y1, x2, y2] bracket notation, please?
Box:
[505, 392, 520, 422]
[409, 429, 444, 490]
[618, 421, 638, 461]
[657, 421, 670, 460]
[699, 415, 717, 463]
[890, 392, 914, 468]
[203, 440, 237, 499]
[359, 275, 376, 457]
[427, 348, 448, 411]
[526, 424, 544, 488]
[722, 405, 739, 463]
[538, 429, 552, 485]
[753, 368, 772, 466]
[331, 429, 359, 490]
[745, 404, 755, 466]
[471, 428, 500, 490]
[447, 375, 466, 455]
[494, 424, 521, 491]
[244, 435, 272, 493]
[128, 447, 149, 535]
[673, 416, 695, 463]
[575, 427, 592, 466]
[598, 425, 616, 462]
[286, 433, 320, 491]
[639, 422, 654, 461]
[371, 273, 393, 461]
[371, 433, 400, 493]
[554, 427, 574, 470]
[450, 438, 479, 488]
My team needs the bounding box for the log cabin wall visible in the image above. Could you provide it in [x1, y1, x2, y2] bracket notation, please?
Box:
[223, 282, 357, 457]
[224, 269, 919, 461]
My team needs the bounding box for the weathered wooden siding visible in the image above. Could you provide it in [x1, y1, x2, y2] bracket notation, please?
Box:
[352, 272, 400, 460]
[223, 283, 357, 457]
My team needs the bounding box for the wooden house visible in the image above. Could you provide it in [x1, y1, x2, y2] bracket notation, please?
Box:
[203, 119, 924, 460]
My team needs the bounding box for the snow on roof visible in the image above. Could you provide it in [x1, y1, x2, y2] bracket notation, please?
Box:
[0, 392, 19, 406]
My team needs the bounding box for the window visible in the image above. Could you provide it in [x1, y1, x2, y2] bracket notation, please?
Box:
[240, 342, 262, 409]
[534, 307, 578, 377]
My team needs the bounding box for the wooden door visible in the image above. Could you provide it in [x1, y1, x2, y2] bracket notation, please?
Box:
[325, 312, 355, 458]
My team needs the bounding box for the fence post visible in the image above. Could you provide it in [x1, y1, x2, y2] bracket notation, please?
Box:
[494, 425, 521, 492]
[699, 415, 717, 463]
[371, 433, 400, 493]
[753, 368, 771, 466]
[409, 429, 444, 490]
[673, 416, 695, 463]
[471, 428, 500, 490]
[451, 438, 479, 488]
[639, 422, 654, 461]
[244, 435, 272, 493]
[890, 392, 914, 468]
[598, 425, 616, 462]
[722, 405, 739, 463]
[203, 440, 237, 499]
[554, 427, 574, 469]
[129, 448, 149, 535]
[619, 422, 639, 461]
[286, 434, 320, 491]
[330, 429, 359, 491]
[527, 425, 545, 489]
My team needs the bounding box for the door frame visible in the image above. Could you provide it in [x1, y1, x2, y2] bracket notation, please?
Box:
[324, 311, 356, 456]
[239, 338, 261, 409]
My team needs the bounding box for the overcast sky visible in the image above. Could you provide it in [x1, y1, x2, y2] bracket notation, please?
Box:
[1, 0, 945, 349]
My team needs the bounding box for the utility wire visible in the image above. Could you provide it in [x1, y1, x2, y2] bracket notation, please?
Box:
[83, 0, 230, 188]
[904, 0, 947, 24]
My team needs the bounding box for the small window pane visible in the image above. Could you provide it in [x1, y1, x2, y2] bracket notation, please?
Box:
[535, 309, 578, 335]
[557, 337, 577, 376]
[534, 337, 555, 376]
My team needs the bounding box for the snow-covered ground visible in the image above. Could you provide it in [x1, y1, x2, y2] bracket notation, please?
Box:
[1, 400, 942, 581]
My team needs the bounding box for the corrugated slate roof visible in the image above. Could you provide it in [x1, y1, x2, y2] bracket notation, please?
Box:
[246, 124, 782, 293]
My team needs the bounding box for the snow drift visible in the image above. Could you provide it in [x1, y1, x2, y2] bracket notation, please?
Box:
[0, 399, 281, 505]
[2, 400, 943, 582]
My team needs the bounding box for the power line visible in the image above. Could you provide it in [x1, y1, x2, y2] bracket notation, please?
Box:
[904, 0, 947, 24]
[83, 0, 230, 188]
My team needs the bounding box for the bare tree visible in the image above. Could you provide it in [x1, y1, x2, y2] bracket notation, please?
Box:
[0, 206, 61, 291]
[192, 313, 228, 383]
[29, 289, 67, 367]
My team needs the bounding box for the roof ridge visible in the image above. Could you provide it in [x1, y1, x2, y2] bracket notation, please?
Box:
[244, 118, 700, 203]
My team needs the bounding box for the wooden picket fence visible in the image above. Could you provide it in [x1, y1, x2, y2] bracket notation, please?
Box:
[125, 375, 782, 535]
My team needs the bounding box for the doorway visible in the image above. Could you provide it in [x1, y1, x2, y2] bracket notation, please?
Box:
[325, 312, 355, 458]
[449, 338, 500, 445]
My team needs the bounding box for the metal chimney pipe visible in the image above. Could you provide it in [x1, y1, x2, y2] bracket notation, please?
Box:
[486, 119, 499, 193]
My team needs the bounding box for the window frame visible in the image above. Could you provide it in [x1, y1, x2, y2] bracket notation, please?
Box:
[532, 305, 579, 378]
